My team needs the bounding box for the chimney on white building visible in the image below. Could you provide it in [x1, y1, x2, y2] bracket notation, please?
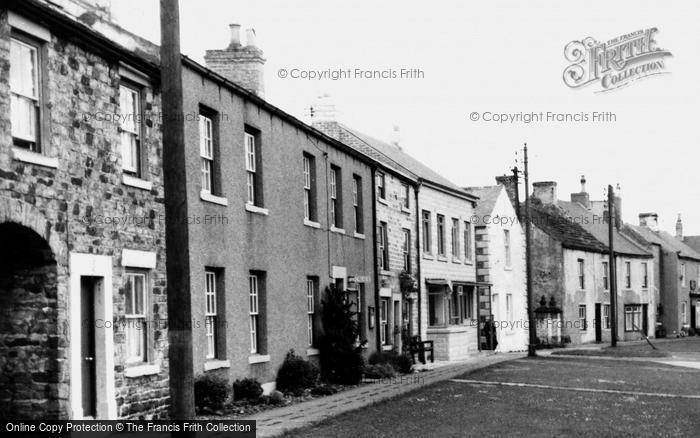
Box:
[532, 181, 558, 205]
[639, 213, 659, 231]
[204, 24, 266, 98]
[676, 214, 684, 240]
[570, 175, 591, 208]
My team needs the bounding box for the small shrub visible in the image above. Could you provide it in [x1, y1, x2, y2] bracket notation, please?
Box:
[368, 350, 413, 374]
[276, 350, 320, 396]
[688, 327, 697, 337]
[368, 350, 398, 366]
[311, 384, 338, 396]
[363, 363, 396, 379]
[194, 374, 229, 409]
[269, 390, 285, 405]
[233, 377, 263, 401]
[394, 353, 413, 374]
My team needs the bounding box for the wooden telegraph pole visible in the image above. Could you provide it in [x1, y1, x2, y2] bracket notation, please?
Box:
[523, 144, 537, 357]
[160, 0, 195, 418]
[608, 185, 618, 347]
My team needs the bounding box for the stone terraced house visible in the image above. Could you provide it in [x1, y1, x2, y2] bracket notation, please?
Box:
[1, 0, 169, 419]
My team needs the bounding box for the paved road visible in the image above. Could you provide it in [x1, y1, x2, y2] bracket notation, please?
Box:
[285, 354, 700, 437]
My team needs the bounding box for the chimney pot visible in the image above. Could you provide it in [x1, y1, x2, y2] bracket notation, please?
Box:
[246, 28, 257, 47]
[229, 24, 241, 47]
[580, 175, 587, 193]
[676, 214, 683, 239]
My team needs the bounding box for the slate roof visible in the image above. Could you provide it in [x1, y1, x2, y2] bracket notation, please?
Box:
[464, 185, 503, 218]
[684, 236, 700, 254]
[627, 228, 700, 261]
[558, 201, 651, 257]
[527, 201, 608, 253]
[335, 124, 476, 199]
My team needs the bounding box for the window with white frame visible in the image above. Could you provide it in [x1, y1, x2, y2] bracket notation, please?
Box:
[380, 298, 390, 345]
[245, 132, 257, 205]
[625, 261, 632, 288]
[450, 286, 461, 325]
[199, 114, 214, 193]
[578, 304, 587, 331]
[401, 182, 410, 209]
[378, 222, 389, 271]
[402, 228, 411, 272]
[330, 165, 342, 228]
[506, 293, 513, 322]
[624, 305, 641, 332]
[303, 154, 312, 220]
[603, 304, 610, 329]
[125, 272, 147, 364]
[204, 270, 218, 359]
[642, 262, 649, 288]
[249, 274, 260, 354]
[451, 218, 460, 258]
[681, 301, 688, 325]
[602, 261, 609, 290]
[460, 286, 475, 321]
[504, 229, 512, 268]
[353, 175, 363, 233]
[422, 211, 432, 254]
[577, 259, 585, 290]
[306, 278, 316, 346]
[10, 37, 41, 152]
[119, 84, 141, 175]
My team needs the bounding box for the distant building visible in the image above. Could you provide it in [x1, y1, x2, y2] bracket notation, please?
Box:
[465, 181, 527, 352]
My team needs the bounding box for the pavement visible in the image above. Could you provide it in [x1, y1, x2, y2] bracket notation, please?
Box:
[246, 351, 525, 437]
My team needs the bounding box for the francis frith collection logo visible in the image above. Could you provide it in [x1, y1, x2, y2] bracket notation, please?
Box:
[563, 28, 672, 92]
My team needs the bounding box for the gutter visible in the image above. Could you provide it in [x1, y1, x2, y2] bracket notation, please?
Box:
[414, 179, 423, 340]
[371, 166, 381, 353]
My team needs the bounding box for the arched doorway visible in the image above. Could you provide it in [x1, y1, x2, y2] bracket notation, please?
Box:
[0, 222, 60, 419]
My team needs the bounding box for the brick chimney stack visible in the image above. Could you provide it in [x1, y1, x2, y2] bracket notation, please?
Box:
[570, 175, 591, 208]
[495, 175, 518, 208]
[532, 181, 557, 205]
[204, 24, 266, 98]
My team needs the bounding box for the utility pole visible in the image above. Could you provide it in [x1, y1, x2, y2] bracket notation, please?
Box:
[523, 144, 537, 357]
[608, 185, 618, 347]
[160, 0, 195, 418]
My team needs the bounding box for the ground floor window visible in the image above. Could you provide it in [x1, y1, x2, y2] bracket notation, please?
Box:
[428, 288, 447, 326]
[380, 298, 390, 345]
[681, 301, 687, 325]
[125, 271, 148, 364]
[624, 305, 642, 332]
[460, 287, 475, 321]
[578, 305, 587, 331]
[603, 304, 610, 329]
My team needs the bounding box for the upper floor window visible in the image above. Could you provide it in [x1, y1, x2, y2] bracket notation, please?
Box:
[119, 84, 142, 176]
[681, 263, 686, 286]
[352, 175, 363, 233]
[464, 221, 472, 261]
[625, 261, 632, 288]
[642, 262, 649, 289]
[401, 183, 410, 209]
[199, 113, 215, 193]
[451, 218, 460, 258]
[402, 228, 411, 272]
[504, 229, 512, 267]
[577, 259, 585, 289]
[303, 154, 317, 221]
[377, 172, 386, 200]
[330, 165, 343, 228]
[602, 261, 610, 290]
[378, 221, 389, 271]
[422, 210, 432, 254]
[437, 214, 446, 256]
[10, 37, 42, 152]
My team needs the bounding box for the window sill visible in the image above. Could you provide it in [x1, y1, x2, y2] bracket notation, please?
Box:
[304, 219, 321, 229]
[504, 266, 513, 271]
[401, 207, 411, 214]
[437, 256, 448, 263]
[13, 147, 58, 168]
[452, 258, 462, 264]
[354, 232, 366, 240]
[245, 203, 269, 215]
[381, 345, 394, 351]
[200, 191, 228, 206]
[248, 354, 271, 364]
[377, 197, 389, 206]
[423, 254, 434, 260]
[306, 348, 320, 357]
[204, 359, 231, 371]
[464, 260, 474, 265]
[380, 270, 393, 277]
[330, 226, 346, 235]
[124, 363, 160, 378]
[122, 174, 153, 191]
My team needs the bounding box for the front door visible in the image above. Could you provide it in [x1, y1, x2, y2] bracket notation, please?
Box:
[595, 303, 602, 343]
[80, 277, 97, 418]
[642, 304, 649, 336]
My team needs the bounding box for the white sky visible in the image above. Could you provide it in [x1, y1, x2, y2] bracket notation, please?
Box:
[110, 0, 700, 235]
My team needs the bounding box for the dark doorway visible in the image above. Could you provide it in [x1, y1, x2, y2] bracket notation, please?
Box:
[642, 304, 649, 336]
[81, 277, 98, 418]
[0, 222, 60, 419]
[595, 303, 602, 343]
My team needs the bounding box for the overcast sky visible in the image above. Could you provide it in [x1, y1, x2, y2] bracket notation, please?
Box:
[110, 0, 700, 235]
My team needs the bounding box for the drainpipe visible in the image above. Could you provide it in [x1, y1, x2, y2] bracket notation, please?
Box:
[371, 166, 381, 352]
[414, 179, 423, 339]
